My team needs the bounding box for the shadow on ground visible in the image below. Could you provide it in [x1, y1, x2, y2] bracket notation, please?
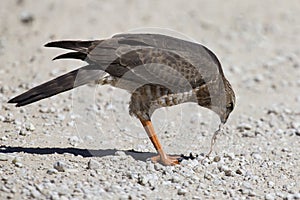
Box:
[0, 146, 157, 162]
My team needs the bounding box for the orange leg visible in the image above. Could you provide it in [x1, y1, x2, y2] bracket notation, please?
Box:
[140, 119, 181, 166]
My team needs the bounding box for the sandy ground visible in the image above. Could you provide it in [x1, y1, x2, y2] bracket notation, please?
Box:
[0, 0, 300, 199]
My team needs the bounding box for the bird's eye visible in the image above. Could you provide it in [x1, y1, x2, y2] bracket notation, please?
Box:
[227, 102, 234, 110]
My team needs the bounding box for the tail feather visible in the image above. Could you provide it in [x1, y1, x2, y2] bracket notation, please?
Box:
[44, 40, 101, 53]
[8, 65, 105, 107]
[53, 52, 87, 61]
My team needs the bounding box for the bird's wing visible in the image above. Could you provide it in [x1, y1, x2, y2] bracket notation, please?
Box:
[45, 34, 223, 87]
[113, 33, 224, 76]
[87, 35, 222, 92]
[88, 47, 200, 92]
[44, 33, 224, 93]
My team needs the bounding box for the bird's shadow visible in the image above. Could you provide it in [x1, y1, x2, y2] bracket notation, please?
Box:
[0, 146, 157, 162]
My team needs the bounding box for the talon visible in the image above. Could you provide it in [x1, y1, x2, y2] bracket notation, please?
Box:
[150, 155, 182, 166]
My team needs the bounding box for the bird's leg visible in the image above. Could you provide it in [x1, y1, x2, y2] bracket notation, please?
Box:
[140, 119, 181, 166]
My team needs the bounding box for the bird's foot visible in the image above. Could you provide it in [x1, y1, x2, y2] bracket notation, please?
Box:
[150, 155, 183, 166]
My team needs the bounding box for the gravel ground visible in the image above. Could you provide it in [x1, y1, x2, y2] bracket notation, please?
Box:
[0, 0, 299, 199]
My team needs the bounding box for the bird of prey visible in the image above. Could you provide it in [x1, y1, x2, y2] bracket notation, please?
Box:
[8, 33, 235, 166]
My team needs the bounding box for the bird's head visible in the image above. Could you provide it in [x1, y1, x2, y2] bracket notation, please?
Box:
[197, 78, 235, 124]
[214, 79, 235, 124]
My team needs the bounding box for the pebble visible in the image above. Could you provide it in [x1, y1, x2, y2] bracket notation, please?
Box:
[0, 115, 5, 122]
[252, 153, 263, 160]
[242, 131, 256, 137]
[138, 174, 150, 186]
[68, 136, 80, 146]
[87, 159, 100, 170]
[235, 168, 245, 175]
[204, 172, 214, 180]
[0, 135, 8, 141]
[67, 121, 75, 127]
[12, 157, 23, 168]
[47, 168, 58, 175]
[213, 178, 222, 185]
[253, 74, 264, 82]
[267, 181, 275, 188]
[177, 188, 187, 195]
[224, 152, 235, 160]
[14, 162, 23, 168]
[20, 11, 34, 24]
[293, 193, 300, 199]
[203, 190, 210, 195]
[218, 165, 233, 177]
[240, 188, 250, 195]
[30, 188, 41, 198]
[56, 114, 65, 121]
[285, 129, 296, 136]
[0, 153, 8, 161]
[18, 129, 29, 136]
[39, 107, 50, 113]
[242, 182, 253, 190]
[265, 193, 275, 200]
[213, 155, 221, 162]
[25, 123, 35, 131]
[291, 122, 300, 129]
[192, 196, 202, 200]
[4, 113, 14, 123]
[39, 107, 56, 113]
[171, 175, 181, 183]
[53, 161, 68, 172]
[295, 129, 300, 136]
[249, 191, 256, 197]
[115, 151, 126, 157]
[108, 184, 122, 193]
[154, 163, 163, 171]
[224, 169, 233, 177]
[57, 185, 70, 195]
[237, 123, 252, 131]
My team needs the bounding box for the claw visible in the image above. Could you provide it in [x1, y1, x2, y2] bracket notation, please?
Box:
[150, 155, 182, 166]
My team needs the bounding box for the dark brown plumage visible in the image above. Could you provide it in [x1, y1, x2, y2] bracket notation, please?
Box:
[8, 33, 235, 165]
